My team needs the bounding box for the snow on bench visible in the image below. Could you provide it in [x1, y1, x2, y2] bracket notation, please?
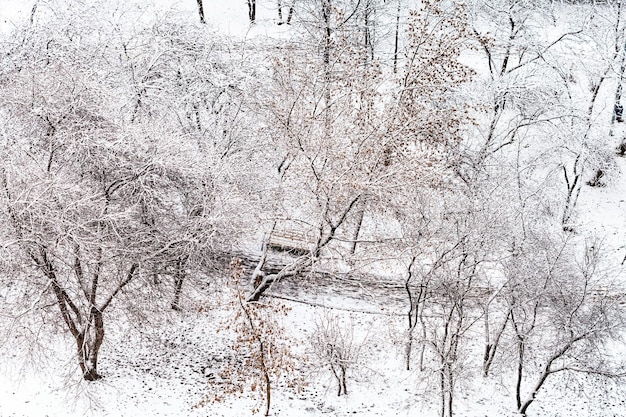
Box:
[267, 229, 313, 256]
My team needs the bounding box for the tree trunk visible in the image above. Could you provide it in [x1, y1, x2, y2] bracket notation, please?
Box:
[393, 0, 401, 74]
[78, 308, 105, 381]
[38, 249, 104, 381]
[278, 0, 293, 24]
[614, 27, 626, 154]
[364, 0, 374, 61]
[404, 257, 422, 371]
[286, 4, 294, 24]
[349, 207, 365, 255]
[196, 0, 206, 24]
[171, 257, 188, 311]
[515, 334, 524, 410]
[562, 160, 582, 231]
[445, 363, 454, 417]
[248, 0, 256, 23]
[440, 367, 446, 417]
[610, 2, 625, 131]
[322, 0, 332, 66]
[482, 308, 510, 377]
[41, 249, 138, 381]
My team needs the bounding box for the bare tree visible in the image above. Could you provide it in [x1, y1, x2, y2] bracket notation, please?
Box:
[247, 0, 475, 303]
[0, 6, 217, 380]
[118, 18, 265, 309]
[507, 239, 626, 416]
[199, 259, 301, 416]
[310, 312, 366, 396]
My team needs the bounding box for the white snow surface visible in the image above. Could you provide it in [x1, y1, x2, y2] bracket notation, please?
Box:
[2, 298, 626, 417]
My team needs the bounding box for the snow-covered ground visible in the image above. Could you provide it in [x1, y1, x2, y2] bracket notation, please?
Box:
[2, 296, 625, 417]
[578, 157, 626, 266]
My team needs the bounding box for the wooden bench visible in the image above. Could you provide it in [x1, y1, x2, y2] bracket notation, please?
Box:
[267, 229, 313, 256]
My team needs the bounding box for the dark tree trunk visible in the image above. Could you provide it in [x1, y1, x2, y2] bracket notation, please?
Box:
[322, 0, 332, 66]
[277, 1, 295, 25]
[482, 308, 510, 377]
[171, 257, 188, 311]
[196, 0, 206, 24]
[349, 207, 364, 255]
[364, 0, 374, 60]
[393, 0, 401, 74]
[78, 308, 105, 381]
[562, 158, 582, 231]
[248, 0, 256, 23]
[39, 249, 104, 381]
[37, 247, 138, 381]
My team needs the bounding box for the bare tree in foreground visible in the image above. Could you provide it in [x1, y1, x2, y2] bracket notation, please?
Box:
[507, 239, 626, 416]
[0, 9, 214, 380]
[199, 259, 301, 416]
